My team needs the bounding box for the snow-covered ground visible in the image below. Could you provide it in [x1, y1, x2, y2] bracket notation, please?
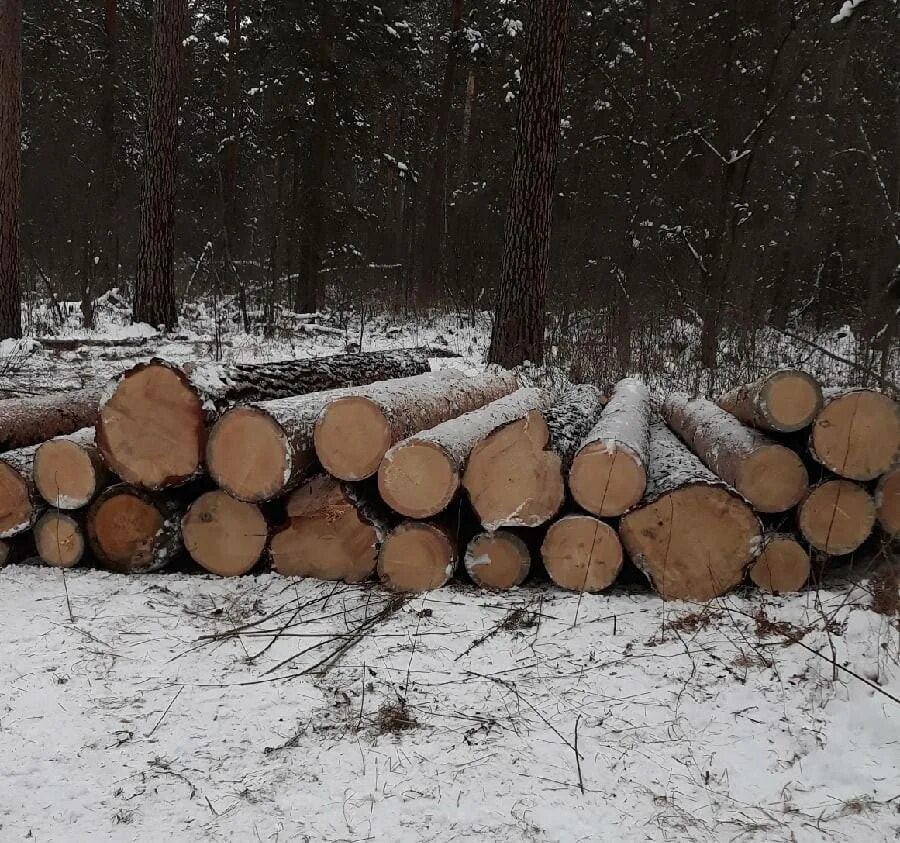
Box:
[0, 565, 897, 841]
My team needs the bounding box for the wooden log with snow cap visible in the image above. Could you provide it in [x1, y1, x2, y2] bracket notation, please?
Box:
[86, 483, 183, 573]
[208, 368, 516, 502]
[96, 349, 437, 491]
[717, 369, 823, 433]
[808, 388, 899, 481]
[543, 384, 606, 473]
[377, 520, 458, 593]
[662, 392, 808, 513]
[33, 510, 86, 568]
[797, 479, 875, 555]
[0, 383, 106, 452]
[270, 475, 392, 583]
[0, 444, 40, 538]
[181, 490, 269, 577]
[748, 533, 810, 593]
[569, 377, 652, 517]
[541, 514, 623, 593]
[875, 463, 899, 538]
[378, 387, 556, 524]
[33, 427, 111, 510]
[619, 421, 761, 601]
[313, 365, 519, 481]
[464, 530, 531, 590]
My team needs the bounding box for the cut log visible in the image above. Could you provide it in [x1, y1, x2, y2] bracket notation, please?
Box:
[0, 383, 106, 452]
[209, 368, 517, 502]
[809, 388, 900, 481]
[313, 366, 519, 481]
[544, 384, 606, 472]
[541, 514, 623, 593]
[875, 464, 900, 538]
[86, 484, 183, 573]
[379, 387, 550, 522]
[0, 534, 37, 566]
[748, 533, 810, 593]
[96, 349, 437, 490]
[464, 530, 531, 590]
[797, 480, 876, 555]
[270, 475, 391, 583]
[718, 370, 823, 433]
[619, 421, 761, 601]
[33, 510, 85, 568]
[182, 490, 268, 577]
[0, 445, 39, 538]
[569, 377, 651, 517]
[662, 393, 808, 513]
[33, 427, 111, 509]
[377, 521, 458, 593]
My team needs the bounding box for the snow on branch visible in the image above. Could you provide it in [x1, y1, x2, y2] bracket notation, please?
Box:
[830, 0, 867, 24]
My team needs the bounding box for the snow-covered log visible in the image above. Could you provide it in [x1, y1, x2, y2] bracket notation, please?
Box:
[875, 464, 899, 538]
[86, 483, 183, 573]
[662, 392, 808, 513]
[377, 521, 458, 593]
[797, 479, 875, 555]
[181, 490, 268, 577]
[270, 475, 392, 584]
[0, 384, 105, 452]
[717, 369, 823, 433]
[464, 530, 531, 590]
[313, 366, 519, 481]
[809, 388, 899, 481]
[540, 514, 623, 593]
[569, 377, 651, 517]
[96, 349, 438, 491]
[33, 510, 86, 568]
[748, 533, 810, 594]
[0, 444, 40, 537]
[619, 421, 761, 601]
[544, 384, 606, 472]
[33, 428, 111, 510]
[378, 387, 555, 524]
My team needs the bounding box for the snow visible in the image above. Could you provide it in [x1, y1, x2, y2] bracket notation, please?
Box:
[830, 0, 868, 23]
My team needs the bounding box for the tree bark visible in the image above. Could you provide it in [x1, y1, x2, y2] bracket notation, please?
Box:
[544, 383, 605, 473]
[0, 384, 106, 451]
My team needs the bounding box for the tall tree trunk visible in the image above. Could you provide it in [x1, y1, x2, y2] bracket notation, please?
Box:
[488, 0, 571, 367]
[221, 0, 240, 307]
[133, 0, 186, 330]
[0, 0, 22, 340]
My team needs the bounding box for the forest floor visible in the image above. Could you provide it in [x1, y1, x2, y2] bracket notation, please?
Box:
[1, 297, 898, 841]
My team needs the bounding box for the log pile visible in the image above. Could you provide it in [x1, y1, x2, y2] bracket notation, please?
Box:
[1, 347, 897, 603]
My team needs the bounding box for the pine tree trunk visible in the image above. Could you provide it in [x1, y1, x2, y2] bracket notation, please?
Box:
[488, 0, 571, 367]
[133, 0, 187, 330]
[220, 0, 241, 304]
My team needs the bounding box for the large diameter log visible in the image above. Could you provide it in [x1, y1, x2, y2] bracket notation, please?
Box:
[33, 510, 85, 568]
[809, 389, 900, 481]
[0, 445, 40, 538]
[541, 514, 623, 593]
[619, 422, 761, 601]
[464, 531, 531, 590]
[749, 533, 810, 594]
[313, 366, 519, 480]
[33, 428, 111, 509]
[270, 475, 391, 584]
[798, 480, 875, 555]
[0, 383, 106, 452]
[569, 377, 651, 517]
[96, 349, 436, 491]
[182, 490, 268, 577]
[86, 484, 183, 573]
[662, 393, 808, 513]
[377, 521, 458, 593]
[378, 387, 550, 521]
[875, 464, 899, 538]
[544, 384, 606, 472]
[718, 370, 823, 433]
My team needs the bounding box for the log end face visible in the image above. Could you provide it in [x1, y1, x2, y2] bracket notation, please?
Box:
[34, 439, 96, 509]
[0, 460, 33, 538]
[799, 480, 876, 555]
[377, 522, 456, 593]
[875, 466, 900, 538]
[378, 441, 458, 519]
[541, 514, 623, 593]
[34, 512, 84, 568]
[569, 441, 646, 517]
[182, 490, 267, 577]
[464, 531, 531, 590]
[314, 396, 392, 481]
[87, 489, 166, 573]
[749, 537, 810, 593]
[736, 444, 808, 513]
[763, 371, 823, 432]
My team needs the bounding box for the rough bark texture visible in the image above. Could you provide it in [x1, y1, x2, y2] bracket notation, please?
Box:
[619, 421, 761, 601]
[797, 479, 876, 556]
[809, 388, 900, 481]
[464, 530, 531, 590]
[34, 427, 111, 509]
[0, 443, 39, 537]
[540, 513, 623, 593]
[33, 510, 85, 568]
[875, 463, 899, 538]
[569, 377, 651, 517]
[544, 383, 605, 472]
[377, 520, 458, 593]
[749, 533, 810, 594]
[132, 0, 186, 330]
[488, 0, 571, 367]
[718, 370, 823, 433]
[662, 392, 808, 513]
[0, 0, 22, 340]
[0, 384, 106, 452]
[86, 483, 183, 573]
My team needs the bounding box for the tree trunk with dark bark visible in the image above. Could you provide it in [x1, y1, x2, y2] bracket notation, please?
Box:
[0, 385, 106, 452]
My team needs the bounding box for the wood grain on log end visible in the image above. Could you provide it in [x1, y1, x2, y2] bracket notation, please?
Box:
[876, 465, 900, 538]
[749, 534, 810, 593]
[34, 435, 106, 509]
[798, 480, 875, 555]
[314, 396, 392, 480]
[569, 441, 646, 517]
[34, 511, 84, 568]
[378, 440, 458, 519]
[734, 444, 808, 513]
[759, 370, 823, 431]
[464, 531, 531, 590]
[541, 514, 622, 593]
[377, 522, 457, 593]
[182, 490, 267, 577]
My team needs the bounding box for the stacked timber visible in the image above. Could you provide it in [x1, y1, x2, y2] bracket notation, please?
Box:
[0, 383, 108, 451]
[718, 370, 823, 433]
[464, 530, 532, 590]
[0, 445, 40, 538]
